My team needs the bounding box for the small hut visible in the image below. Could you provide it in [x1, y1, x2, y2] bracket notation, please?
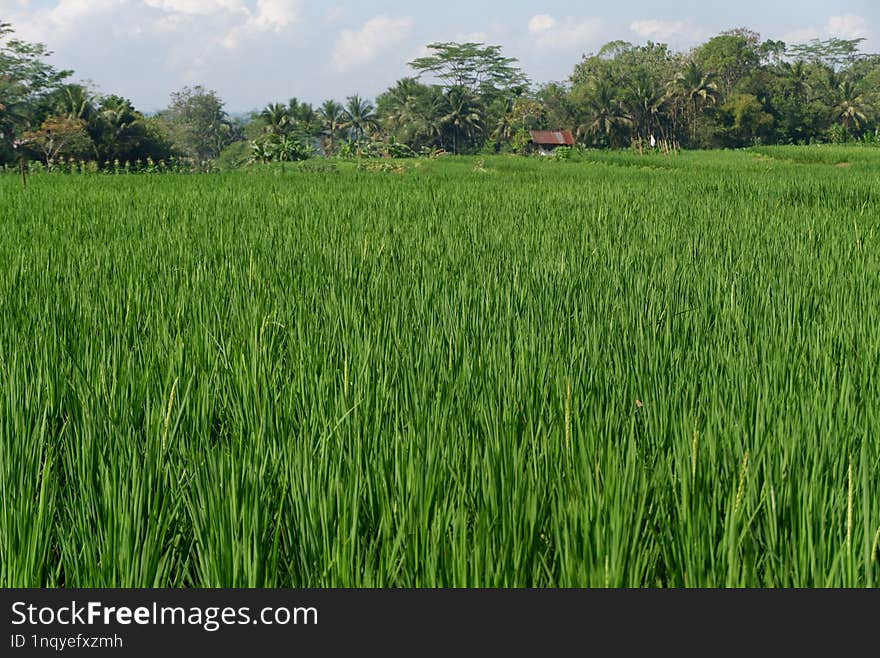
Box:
[529, 130, 575, 155]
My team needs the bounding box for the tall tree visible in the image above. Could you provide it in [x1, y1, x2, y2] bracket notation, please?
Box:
[575, 79, 632, 147]
[833, 78, 871, 136]
[675, 61, 720, 144]
[19, 116, 91, 165]
[0, 21, 71, 162]
[318, 99, 346, 154]
[343, 95, 378, 142]
[53, 83, 96, 122]
[288, 97, 320, 137]
[440, 87, 483, 154]
[409, 42, 528, 96]
[696, 29, 761, 98]
[260, 102, 291, 135]
[161, 86, 236, 162]
[788, 37, 867, 70]
[623, 68, 669, 143]
[535, 82, 576, 130]
[376, 78, 449, 150]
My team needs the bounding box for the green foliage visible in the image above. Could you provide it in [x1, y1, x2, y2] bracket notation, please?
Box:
[160, 85, 238, 163]
[788, 37, 867, 70]
[718, 93, 775, 146]
[216, 140, 252, 170]
[92, 95, 173, 165]
[250, 133, 313, 163]
[6, 16, 880, 162]
[409, 42, 528, 95]
[342, 95, 378, 142]
[0, 21, 72, 161]
[256, 98, 321, 142]
[511, 128, 533, 154]
[552, 145, 572, 161]
[19, 115, 93, 164]
[695, 29, 762, 97]
[3, 149, 880, 587]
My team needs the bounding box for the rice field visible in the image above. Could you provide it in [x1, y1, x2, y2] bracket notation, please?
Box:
[2, 148, 879, 588]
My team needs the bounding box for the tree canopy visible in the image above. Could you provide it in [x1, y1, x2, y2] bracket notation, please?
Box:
[409, 42, 529, 95]
[2, 22, 880, 168]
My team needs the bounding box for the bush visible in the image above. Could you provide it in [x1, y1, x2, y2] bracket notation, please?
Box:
[554, 146, 573, 161]
[250, 134, 314, 163]
[216, 141, 251, 170]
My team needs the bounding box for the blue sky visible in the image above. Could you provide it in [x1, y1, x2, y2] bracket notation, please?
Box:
[1, 1, 877, 112]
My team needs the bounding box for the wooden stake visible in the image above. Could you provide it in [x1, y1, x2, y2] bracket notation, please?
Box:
[19, 157, 26, 189]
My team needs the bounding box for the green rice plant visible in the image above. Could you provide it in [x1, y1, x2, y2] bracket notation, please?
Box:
[1, 148, 879, 587]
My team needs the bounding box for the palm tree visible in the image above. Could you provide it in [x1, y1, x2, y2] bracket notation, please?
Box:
[440, 87, 483, 154]
[343, 95, 378, 142]
[56, 84, 96, 122]
[675, 61, 719, 144]
[382, 81, 448, 150]
[819, 67, 841, 106]
[409, 89, 446, 150]
[97, 96, 138, 162]
[379, 78, 423, 132]
[834, 79, 870, 136]
[786, 60, 812, 101]
[288, 97, 318, 137]
[318, 100, 346, 154]
[260, 102, 291, 136]
[625, 70, 667, 144]
[491, 111, 516, 144]
[576, 79, 632, 148]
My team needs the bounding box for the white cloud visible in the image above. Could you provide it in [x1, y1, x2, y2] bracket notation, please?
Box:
[784, 14, 870, 45]
[9, 0, 124, 43]
[528, 14, 556, 34]
[151, 11, 193, 33]
[827, 14, 868, 40]
[332, 15, 413, 73]
[0, 0, 33, 10]
[221, 0, 301, 48]
[782, 26, 822, 44]
[456, 31, 488, 44]
[142, 0, 245, 15]
[629, 19, 706, 43]
[527, 13, 602, 51]
[248, 0, 298, 31]
[50, 0, 122, 22]
[324, 6, 345, 24]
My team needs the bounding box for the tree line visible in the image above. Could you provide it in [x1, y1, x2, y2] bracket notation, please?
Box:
[2, 20, 879, 170]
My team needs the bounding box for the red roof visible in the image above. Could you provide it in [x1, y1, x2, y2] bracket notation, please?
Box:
[530, 130, 575, 146]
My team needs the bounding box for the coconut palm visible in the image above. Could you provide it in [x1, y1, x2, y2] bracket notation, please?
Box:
[94, 95, 139, 162]
[624, 70, 668, 143]
[380, 78, 425, 133]
[576, 79, 632, 148]
[491, 111, 516, 144]
[379, 79, 449, 150]
[288, 97, 319, 136]
[343, 95, 378, 142]
[408, 89, 446, 149]
[834, 79, 870, 135]
[318, 100, 345, 154]
[440, 87, 483, 154]
[675, 61, 719, 143]
[55, 84, 96, 122]
[786, 60, 812, 100]
[260, 102, 291, 136]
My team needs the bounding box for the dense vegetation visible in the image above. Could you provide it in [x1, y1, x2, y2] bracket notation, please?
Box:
[2, 149, 879, 587]
[2, 20, 879, 170]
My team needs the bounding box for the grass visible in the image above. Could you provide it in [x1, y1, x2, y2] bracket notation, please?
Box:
[1, 147, 879, 587]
